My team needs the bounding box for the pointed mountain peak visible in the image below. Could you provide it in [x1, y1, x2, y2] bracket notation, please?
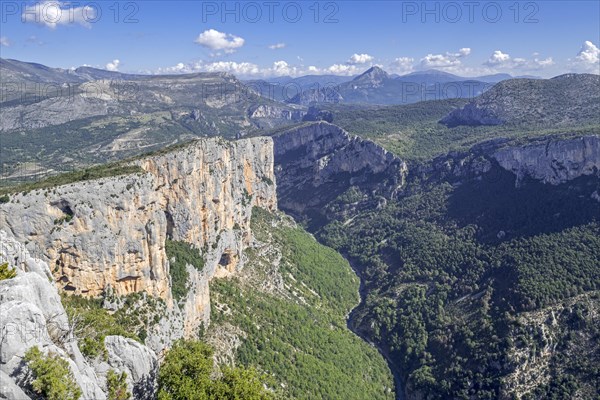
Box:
[354, 66, 389, 83]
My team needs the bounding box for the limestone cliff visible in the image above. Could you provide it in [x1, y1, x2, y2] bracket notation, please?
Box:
[0, 230, 158, 399]
[422, 135, 600, 189]
[0, 137, 277, 349]
[492, 135, 600, 186]
[272, 122, 407, 220]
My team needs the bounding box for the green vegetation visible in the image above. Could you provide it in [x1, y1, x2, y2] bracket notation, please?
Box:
[0, 194, 9, 203]
[0, 162, 143, 196]
[209, 208, 394, 400]
[165, 240, 205, 303]
[54, 214, 73, 225]
[320, 101, 599, 161]
[157, 339, 275, 400]
[107, 370, 131, 400]
[62, 292, 165, 357]
[24, 346, 82, 400]
[0, 262, 17, 280]
[316, 169, 600, 398]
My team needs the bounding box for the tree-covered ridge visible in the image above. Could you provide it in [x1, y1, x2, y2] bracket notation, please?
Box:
[315, 100, 599, 161]
[208, 208, 395, 400]
[317, 170, 600, 398]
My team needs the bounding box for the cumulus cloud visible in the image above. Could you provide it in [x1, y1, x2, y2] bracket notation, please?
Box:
[194, 29, 245, 53]
[0, 36, 10, 47]
[325, 64, 361, 76]
[105, 59, 120, 72]
[485, 50, 553, 71]
[532, 57, 555, 68]
[268, 43, 286, 50]
[484, 50, 511, 66]
[202, 61, 259, 75]
[420, 47, 471, 68]
[22, 1, 97, 29]
[348, 53, 374, 65]
[575, 41, 600, 64]
[159, 60, 260, 76]
[389, 57, 415, 75]
[271, 60, 294, 76]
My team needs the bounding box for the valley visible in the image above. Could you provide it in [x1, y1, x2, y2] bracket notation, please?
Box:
[0, 57, 599, 400]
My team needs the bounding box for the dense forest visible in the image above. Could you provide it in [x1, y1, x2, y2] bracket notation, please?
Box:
[315, 163, 600, 399]
[208, 208, 395, 399]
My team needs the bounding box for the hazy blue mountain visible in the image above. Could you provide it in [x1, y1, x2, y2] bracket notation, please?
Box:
[287, 66, 490, 105]
[244, 74, 353, 102]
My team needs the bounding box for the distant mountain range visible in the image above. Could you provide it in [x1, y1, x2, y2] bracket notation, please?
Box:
[0, 58, 152, 87]
[2, 57, 537, 107]
[243, 75, 353, 102]
[244, 68, 541, 105]
[0, 58, 305, 180]
[2, 57, 595, 183]
[284, 67, 535, 106]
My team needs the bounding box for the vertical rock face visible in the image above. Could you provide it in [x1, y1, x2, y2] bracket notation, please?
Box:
[272, 122, 407, 218]
[417, 135, 600, 190]
[0, 230, 108, 399]
[492, 135, 600, 186]
[0, 137, 277, 341]
[0, 230, 159, 399]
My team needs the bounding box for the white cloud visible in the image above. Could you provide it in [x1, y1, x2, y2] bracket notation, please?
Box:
[420, 47, 471, 68]
[268, 43, 286, 50]
[203, 61, 260, 75]
[0, 36, 10, 47]
[105, 59, 120, 72]
[159, 61, 260, 76]
[272, 61, 291, 74]
[327, 64, 362, 76]
[266, 60, 311, 77]
[22, 1, 97, 29]
[389, 57, 415, 75]
[421, 54, 460, 68]
[485, 50, 554, 71]
[575, 41, 599, 64]
[348, 53, 374, 65]
[532, 57, 554, 68]
[194, 29, 245, 53]
[485, 50, 511, 66]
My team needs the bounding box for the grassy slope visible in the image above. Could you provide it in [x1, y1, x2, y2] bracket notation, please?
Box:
[209, 208, 394, 400]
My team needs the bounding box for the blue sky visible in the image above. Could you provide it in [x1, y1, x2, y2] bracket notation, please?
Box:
[0, 1, 599, 77]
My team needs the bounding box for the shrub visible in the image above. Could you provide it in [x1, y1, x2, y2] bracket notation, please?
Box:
[157, 339, 274, 400]
[24, 346, 82, 400]
[157, 339, 213, 400]
[107, 369, 131, 400]
[0, 262, 17, 280]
